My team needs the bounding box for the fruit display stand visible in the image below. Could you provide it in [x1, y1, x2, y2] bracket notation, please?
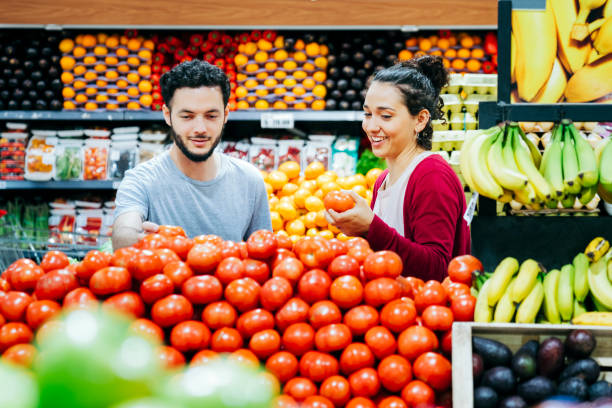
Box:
[452, 322, 612, 407]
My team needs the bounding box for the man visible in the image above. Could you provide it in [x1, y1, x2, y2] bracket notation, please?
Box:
[112, 60, 271, 249]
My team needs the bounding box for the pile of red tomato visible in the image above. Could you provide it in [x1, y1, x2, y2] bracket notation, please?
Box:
[0, 226, 480, 408]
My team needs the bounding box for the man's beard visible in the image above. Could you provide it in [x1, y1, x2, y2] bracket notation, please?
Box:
[169, 124, 224, 163]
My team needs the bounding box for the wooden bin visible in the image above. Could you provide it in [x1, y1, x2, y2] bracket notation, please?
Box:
[452, 322, 612, 407]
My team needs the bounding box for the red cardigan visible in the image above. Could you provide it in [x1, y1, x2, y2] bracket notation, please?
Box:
[366, 155, 471, 281]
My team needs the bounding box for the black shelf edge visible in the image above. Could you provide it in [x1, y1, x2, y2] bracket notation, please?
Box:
[0, 180, 119, 190]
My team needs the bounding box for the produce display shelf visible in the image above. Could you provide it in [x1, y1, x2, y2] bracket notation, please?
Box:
[0, 180, 119, 190]
[452, 322, 612, 408]
[0, 110, 125, 121]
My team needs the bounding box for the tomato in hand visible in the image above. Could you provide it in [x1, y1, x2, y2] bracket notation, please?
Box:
[414, 281, 447, 313]
[330, 275, 364, 309]
[187, 243, 223, 274]
[261, 276, 293, 311]
[275, 297, 310, 332]
[451, 294, 476, 322]
[421, 305, 453, 332]
[249, 329, 281, 359]
[320, 375, 351, 407]
[202, 301, 237, 329]
[63, 287, 97, 310]
[243, 259, 270, 285]
[344, 305, 379, 336]
[380, 298, 417, 333]
[140, 274, 174, 304]
[25, 300, 60, 330]
[130, 249, 164, 281]
[324, 190, 355, 213]
[363, 251, 402, 280]
[349, 367, 380, 398]
[215, 257, 245, 285]
[273, 257, 305, 286]
[308, 300, 342, 329]
[170, 320, 211, 352]
[340, 342, 375, 375]
[378, 354, 412, 392]
[364, 326, 397, 360]
[129, 318, 164, 344]
[412, 352, 452, 391]
[247, 230, 278, 260]
[40, 250, 70, 272]
[363, 278, 400, 307]
[155, 345, 185, 369]
[327, 255, 360, 278]
[298, 269, 331, 304]
[447, 254, 482, 286]
[210, 327, 243, 352]
[236, 308, 275, 338]
[2, 343, 36, 368]
[89, 267, 131, 296]
[0, 322, 33, 352]
[181, 275, 222, 305]
[283, 377, 317, 402]
[151, 294, 193, 328]
[282, 322, 315, 356]
[0, 291, 32, 321]
[397, 325, 439, 362]
[102, 291, 145, 318]
[401, 380, 435, 407]
[266, 351, 299, 383]
[225, 277, 260, 312]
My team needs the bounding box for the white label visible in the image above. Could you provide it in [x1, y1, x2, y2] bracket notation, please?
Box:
[0, 181, 6, 189]
[463, 191, 478, 225]
[112, 181, 121, 189]
[260, 113, 294, 129]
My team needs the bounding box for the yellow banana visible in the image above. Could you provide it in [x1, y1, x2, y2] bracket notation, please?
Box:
[459, 131, 479, 191]
[572, 311, 612, 325]
[532, 58, 568, 103]
[568, 122, 599, 187]
[494, 278, 517, 323]
[543, 269, 562, 324]
[587, 249, 612, 310]
[487, 130, 529, 191]
[558, 264, 575, 321]
[573, 299, 588, 319]
[540, 123, 565, 198]
[599, 135, 612, 194]
[467, 129, 506, 201]
[572, 0, 608, 40]
[487, 257, 520, 306]
[516, 280, 545, 324]
[513, 3, 557, 101]
[511, 32, 517, 83]
[514, 182, 538, 205]
[606, 0, 612, 18]
[511, 259, 541, 303]
[573, 252, 590, 301]
[511, 124, 553, 201]
[565, 55, 612, 102]
[592, 293, 612, 311]
[474, 278, 494, 323]
[584, 237, 610, 262]
[578, 185, 598, 205]
[551, 0, 592, 73]
[594, 17, 612, 56]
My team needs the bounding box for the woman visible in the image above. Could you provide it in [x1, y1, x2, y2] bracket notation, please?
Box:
[326, 55, 470, 281]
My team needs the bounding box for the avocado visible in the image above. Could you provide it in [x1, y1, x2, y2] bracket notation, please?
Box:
[35, 80, 46, 92]
[38, 59, 49, 71]
[353, 52, 365, 64]
[13, 69, 25, 80]
[336, 80, 348, 92]
[498, 395, 527, 408]
[44, 90, 55, 100]
[7, 78, 18, 89]
[27, 90, 38, 101]
[342, 66, 355, 77]
[386, 54, 397, 65]
[25, 47, 38, 59]
[474, 386, 498, 408]
[20, 99, 32, 110]
[0, 90, 10, 100]
[48, 66, 59, 78]
[35, 99, 47, 110]
[30, 70, 43, 81]
[7, 99, 18, 109]
[41, 47, 53, 57]
[472, 337, 513, 368]
[12, 88, 24, 101]
[50, 78, 61, 91]
[338, 100, 350, 110]
[393, 41, 404, 52]
[328, 67, 340, 79]
[340, 42, 352, 51]
[351, 101, 362, 110]
[517, 376, 556, 404]
[372, 48, 385, 60]
[344, 89, 357, 102]
[537, 337, 565, 378]
[558, 377, 588, 401]
[375, 37, 387, 47]
[516, 340, 539, 358]
[566, 329, 596, 358]
[362, 43, 374, 54]
[325, 79, 335, 90]
[482, 366, 516, 395]
[363, 60, 374, 70]
[338, 52, 350, 63]
[325, 99, 337, 110]
[511, 350, 537, 380]
[588, 380, 612, 401]
[560, 358, 601, 384]
[49, 99, 62, 110]
[356, 68, 367, 79]
[330, 89, 342, 100]
[303, 33, 315, 43]
[23, 60, 34, 71]
[22, 79, 33, 90]
[327, 55, 337, 67]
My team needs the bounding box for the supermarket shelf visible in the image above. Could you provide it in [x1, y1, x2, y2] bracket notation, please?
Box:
[0, 110, 124, 121]
[0, 180, 120, 190]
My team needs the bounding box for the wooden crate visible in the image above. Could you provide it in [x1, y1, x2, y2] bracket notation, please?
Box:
[452, 322, 612, 407]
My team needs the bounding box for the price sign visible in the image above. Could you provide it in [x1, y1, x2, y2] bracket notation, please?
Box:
[260, 113, 295, 129]
[0, 181, 6, 189]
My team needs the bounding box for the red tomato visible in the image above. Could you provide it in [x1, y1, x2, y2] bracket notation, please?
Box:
[309, 300, 342, 329]
[129, 318, 164, 344]
[346, 397, 376, 408]
[229, 348, 260, 368]
[0, 322, 33, 352]
[299, 350, 339, 382]
[35, 269, 79, 301]
[140, 274, 174, 304]
[190, 349, 219, 366]
[363, 251, 402, 280]
[260, 276, 293, 311]
[3, 259, 39, 290]
[181, 275, 222, 305]
[78, 250, 112, 282]
[210, 327, 243, 352]
[40, 250, 70, 272]
[272, 395, 300, 408]
[0, 278, 9, 292]
[298, 269, 331, 304]
[221, 240, 245, 259]
[271, 248, 297, 271]
[421, 305, 453, 332]
[340, 342, 375, 375]
[170, 320, 211, 352]
[63, 287, 98, 310]
[397, 325, 439, 362]
[328, 255, 360, 278]
[283, 377, 317, 402]
[302, 395, 335, 408]
[273, 257, 305, 286]
[396, 276, 424, 300]
[282, 322, 315, 356]
[328, 238, 348, 257]
[202, 301, 237, 329]
[275, 297, 310, 332]
[151, 294, 193, 328]
[346, 237, 370, 250]
[294, 236, 334, 269]
[193, 234, 223, 246]
[349, 367, 380, 398]
[166, 235, 194, 260]
[249, 329, 281, 359]
[440, 329, 452, 356]
[103, 291, 145, 318]
[266, 351, 299, 383]
[138, 233, 170, 250]
[320, 375, 351, 408]
[315, 323, 352, 352]
[412, 352, 452, 391]
[380, 299, 417, 333]
[215, 257, 245, 285]
[364, 326, 397, 360]
[187, 243, 223, 274]
[236, 308, 275, 338]
[0, 291, 32, 321]
[157, 225, 186, 237]
[89, 267, 131, 296]
[26, 300, 61, 330]
[130, 249, 164, 281]
[247, 230, 278, 260]
[110, 247, 139, 269]
[344, 305, 379, 336]
[445, 281, 471, 301]
[401, 380, 435, 407]
[153, 248, 181, 268]
[330, 275, 363, 309]
[275, 233, 294, 251]
[347, 246, 373, 265]
[155, 345, 185, 369]
[451, 294, 476, 322]
[243, 259, 270, 285]
[447, 254, 482, 286]
[414, 281, 447, 313]
[378, 396, 407, 408]
[378, 354, 412, 392]
[225, 277, 260, 312]
[324, 190, 355, 212]
[2, 343, 36, 367]
[364, 278, 401, 307]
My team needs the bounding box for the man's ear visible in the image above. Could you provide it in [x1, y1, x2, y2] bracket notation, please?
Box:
[415, 109, 431, 134]
[162, 103, 172, 127]
[224, 104, 230, 124]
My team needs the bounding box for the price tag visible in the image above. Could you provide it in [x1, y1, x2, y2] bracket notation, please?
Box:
[112, 181, 121, 189]
[463, 191, 479, 226]
[260, 113, 294, 129]
[0, 181, 6, 189]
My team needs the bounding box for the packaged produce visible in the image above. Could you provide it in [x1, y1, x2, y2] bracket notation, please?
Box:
[222, 140, 250, 161]
[48, 208, 76, 244]
[0, 132, 27, 180]
[249, 137, 277, 171]
[109, 141, 139, 180]
[331, 136, 359, 177]
[25, 136, 57, 181]
[304, 135, 334, 169]
[277, 139, 304, 166]
[54, 140, 83, 181]
[75, 209, 105, 245]
[138, 142, 166, 164]
[83, 139, 109, 180]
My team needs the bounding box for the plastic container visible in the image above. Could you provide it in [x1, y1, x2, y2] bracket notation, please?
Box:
[278, 139, 304, 166]
[25, 136, 57, 181]
[83, 139, 109, 180]
[54, 140, 83, 181]
[441, 94, 463, 113]
[222, 140, 250, 161]
[109, 141, 139, 180]
[463, 73, 497, 95]
[443, 73, 464, 94]
[0, 132, 27, 180]
[249, 138, 277, 171]
[138, 142, 166, 164]
[305, 135, 334, 170]
[331, 136, 359, 177]
[463, 94, 496, 114]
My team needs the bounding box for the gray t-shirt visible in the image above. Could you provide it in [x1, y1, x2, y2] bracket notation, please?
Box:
[114, 151, 272, 241]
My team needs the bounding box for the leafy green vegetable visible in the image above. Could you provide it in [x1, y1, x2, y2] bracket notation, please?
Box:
[356, 149, 386, 175]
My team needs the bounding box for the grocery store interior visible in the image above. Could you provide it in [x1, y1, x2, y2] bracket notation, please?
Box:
[1, 0, 612, 407]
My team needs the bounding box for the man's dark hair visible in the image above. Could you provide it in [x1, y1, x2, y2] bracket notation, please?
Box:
[160, 59, 231, 108]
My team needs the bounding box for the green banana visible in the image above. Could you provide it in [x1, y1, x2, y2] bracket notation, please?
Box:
[562, 125, 582, 195]
[599, 138, 612, 194]
[541, 123, 565, 198]
[558, 264, 575, 321]
[487, 257, 520, 306]
[493, 278, 517, 323]
[567, 122, 599, 187]
[591, 293, 612, 312]
[511, 123, 552, 201]
[543, 269, 561, 324]
[578, 185, 598, 205]
[573, 252, 590, 302]
[573, 299, 588, 319]
[474, 278, 494, 323]
[518, 125, 543, 169]
[511, 259, 541, 303]
[561, 194, 576, 208]
[466, 128, 506, 201]
[487, 129, 529, 191]
[516, 280, 544, 324]
[587, 249, 612, 310]
[608, 259, 612, 283]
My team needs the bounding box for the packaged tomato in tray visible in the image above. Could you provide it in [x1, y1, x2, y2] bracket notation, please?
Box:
[222, 140, 250, 162]
[83, 139, 110, 180]
[277, 139, 304, 167]
[249, 137, 277, 172]
[304, 135, 334, 170]
[25, 136, 57, 181]
[0, 132, 27, 180]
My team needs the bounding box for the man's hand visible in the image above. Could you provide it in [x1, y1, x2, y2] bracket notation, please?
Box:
[325, 190, 374, 237]
[142, 221, 159, 235]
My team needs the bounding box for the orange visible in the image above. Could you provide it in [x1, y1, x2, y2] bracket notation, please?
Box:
[294, 39, 305, 50]
[315, 210, 328, 228]
[93, 46, 108, 56]
[336, 232, 351, 242]
[264, 61, 278, 71]
[127, 38, 141, 51]
[118, 64, 130, 73]
[142, 40, 155, 50]
[320, 44, 329, 56]
[59, 38, 74, 53]
[442, 58, 451, 69]
[94, 64, 107, 72]
[414, 50, 426, 58]
[286, 219, 306, 236]
[437, 38, 450, 50]
[263, 78, 278, 88]
[116, 47, 129, 57]
[138, 49, 152, 60]
[294, 51, 307, 62]
[428, 35, 439, 46]
[282, 77, 297, 88]
[254, 99, 269, 109]
[398, 49, 413, 61]
[127, 87, 139, 97]
[85, 87, 97, 95]
[430, 50, 443, 56]
[82, 34, 96, 48]
[274, 49, 288, 61]
[471, 48, 485, 59]
[62, 87, 75, 99]
[244, 79, 258, 89]
[305, 42, 320, 57]
[236, 100, 250, 110]
[351, 173, 367, 187]
[247, 95, 258, 103]
[97, 33, 108, 44]
[317, 172, 336, 186]
[451, 59, 466, 70]
[448, 36, 458, 47]
[273, 100, 288, 109]
[277, 202, 298, 221]
[73, 65, 86, 75]
[352, 184, 368, 198]
[73, 80, 86, 89]
[405, 37, 417, 47]
[460, 35, 474, 49]
[293, 86, 306, 96]
[138, 80, 152, 92]
[274, 36, 284, 48]
[75, 94, 87, 103]
[234, 53, 248, 67]
[127, 101, 141, 110]
[75, 34, 84, 45]
[105, 36, 119, 48]
[137, 65, 151, 77]
[139, 94, 153, 106]
[274, 87, 287, 95]
[302, 78, 315, 89]
[318, 230, 334, 240]
[126, 72, 140, 83]
[312, 84, 326, 98]
[84, 101, 98, 110]
[127, 56, 140, 66]
[95, 94, 108, 102]
[293, 70, 307, 80]
[300, 180, 318, 192]
[73, 46, 87, 58]
[83, 55, 97, 65]
[274, 70, 288, 80]
[255, 72, 269, 80]
[303, 212, 317, 229]
[61, 72, 74, 84]
[255, 88, 269, 97]
[257, 39, 273, 51]
[105, 56, 119, 65]
[283, 60, 297, 70]
[254, 51, 268, 63]
[311, 99, 325, 110]
[116, 79, 128, 88]
[63, 100, 76, 109]
[244, 42, 258, 56]
[235, 86, 248, 98]
[60, 56, 76, 71]
[312, 71, 326, 82]
[366, 168, 383, 188]
[321, 181, 340, 196]
[303, 62, 315, 71]
[280, 182, 299, 197]
[270, 211, 283, 231]
[278, 161, 301, 179]
[466, 58, 481, 72]
[293, 189, 310, 209]
[283, 95, 296, 103]
[246, 63, 259, 73]
[117, 94, 129, 103]
[237, 73, 248, 81]
[314, 56, 327, 69]
[84, 71, 97, 81]
[419, 38, 432, 51]
[107, 88, 119, 95]
[473, 35, 482, 45]
[457, 48, 470, 59]
[106, 103, 119, 110]
[105, 70, 119, 80]
[304, 161, 325, 180]
[444, 48, 457, 58]
[304, 196, 324, 212]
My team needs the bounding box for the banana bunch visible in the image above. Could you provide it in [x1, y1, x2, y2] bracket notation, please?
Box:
[595, 137, 612, 203]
